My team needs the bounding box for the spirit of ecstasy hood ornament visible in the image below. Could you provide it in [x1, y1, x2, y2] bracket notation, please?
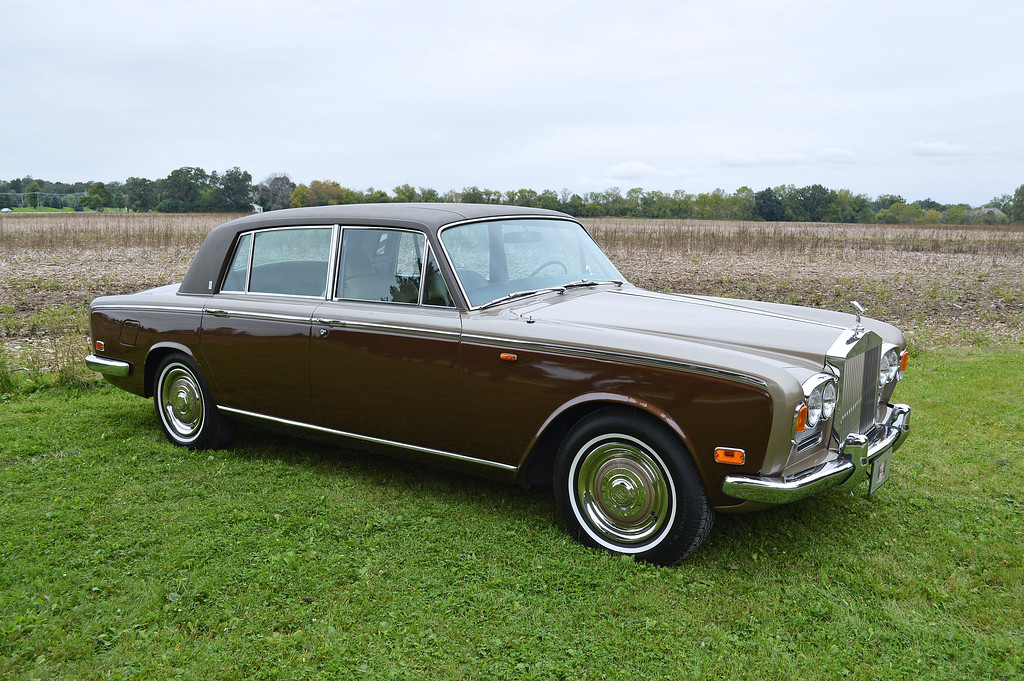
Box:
[851, 300, 866, 337]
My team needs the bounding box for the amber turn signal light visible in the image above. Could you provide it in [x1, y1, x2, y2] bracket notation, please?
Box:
[95, 340, 105, 352]
[714, 447, 746, 465]
[794, 404, 808, 433]
[499, 352, 518, 362]
[899, 350, 909, 372]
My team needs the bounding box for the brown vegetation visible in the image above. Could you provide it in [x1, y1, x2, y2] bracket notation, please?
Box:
[1, 213, 1022, 376]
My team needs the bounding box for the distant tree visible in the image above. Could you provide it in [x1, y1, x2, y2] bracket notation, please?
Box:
[1012, 184, 1024, 223]
[923, 209, 942, 224]
[289, 184, 312, 208]
[872, 194, 905, 212]
[0, 193, 12, 209]
[460, 186, 484, 203]
[155, 198, 185, 213]
[694, 189, 726, 219]
[876, 202, 925, 224]
[725, 186, 756, 221]
[754, 188, 785, 221]
[216, 166, 253, 211]
[363, 187, 391, 203]
[418, 187, 441, 203]
[562, 193, 585, 216]
[307, 180, 345, 206]
[161, 167, 210, 211]
[823, 189, 871, 223]
[985, 194, 1012, 215]
[255, 174, 295, 211]
[393, 183, 419, 203]
[25, 181, 41, 208]
[508, 188, 539, 207]
[86, 181, 113, 210]
[943, 204, 973, 225]
[914, 198, 947, 212]
[537, 189, 560, 211]
[125, 177, 158, 212]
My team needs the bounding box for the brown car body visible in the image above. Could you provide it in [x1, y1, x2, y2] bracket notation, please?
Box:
[87, 204, 911, 563]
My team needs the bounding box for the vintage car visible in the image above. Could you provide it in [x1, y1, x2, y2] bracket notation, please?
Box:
[86, 204, 911, 564]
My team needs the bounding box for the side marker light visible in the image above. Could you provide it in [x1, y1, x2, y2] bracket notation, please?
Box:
[715, 447, 746, 465]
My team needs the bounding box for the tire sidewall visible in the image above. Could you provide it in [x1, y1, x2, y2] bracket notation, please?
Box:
[154, 354, 211, 448]
[555, 410, 712, 565]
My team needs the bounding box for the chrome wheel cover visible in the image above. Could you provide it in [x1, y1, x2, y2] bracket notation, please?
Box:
[159, 364, 204, 442]
[571, 434, 673, 547]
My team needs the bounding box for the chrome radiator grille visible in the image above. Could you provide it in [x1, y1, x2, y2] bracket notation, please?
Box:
[835, 343, 880, 439]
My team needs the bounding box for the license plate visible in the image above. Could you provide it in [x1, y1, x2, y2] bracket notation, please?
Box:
[868, 450, 893, 495]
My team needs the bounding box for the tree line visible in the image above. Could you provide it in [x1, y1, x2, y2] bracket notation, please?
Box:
[3, 169, 1023, 225]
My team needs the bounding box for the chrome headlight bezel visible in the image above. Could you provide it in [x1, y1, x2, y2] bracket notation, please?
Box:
[879, 346, 901, 389]
[799, 373, 839, 434]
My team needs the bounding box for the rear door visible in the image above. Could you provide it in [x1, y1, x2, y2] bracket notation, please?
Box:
[200, 226, 335, 423]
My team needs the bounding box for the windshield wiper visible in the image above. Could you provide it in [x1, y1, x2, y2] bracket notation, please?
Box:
[560, 278, 624, 290]
[479, 286, 566, 310]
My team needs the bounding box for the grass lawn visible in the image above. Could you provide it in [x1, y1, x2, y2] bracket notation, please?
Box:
[1, 347, 1022, 679]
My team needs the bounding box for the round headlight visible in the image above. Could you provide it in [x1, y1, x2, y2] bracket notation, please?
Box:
[878, 352, 891, 388]
[822, 381, 837, 420]
[884, 348, 900, 383]
[807, 386, 823, 429]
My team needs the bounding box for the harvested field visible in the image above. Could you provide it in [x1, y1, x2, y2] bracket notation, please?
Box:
[1, 213, 1022, 373]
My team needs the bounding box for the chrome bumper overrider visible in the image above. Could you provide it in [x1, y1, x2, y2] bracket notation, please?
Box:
[722, 403, 911, 504]
[85, 354, 132, 378]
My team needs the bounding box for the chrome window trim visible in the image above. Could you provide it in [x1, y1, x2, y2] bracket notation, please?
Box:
[461, 333, 769, 388]
[333, 225, 428, 305]
[436, 216, 599, 311]
[220, 224, 338, 299]
[218, 406, 517, 473]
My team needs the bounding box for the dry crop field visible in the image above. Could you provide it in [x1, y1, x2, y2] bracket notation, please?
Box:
[1, 212, 1023, 376]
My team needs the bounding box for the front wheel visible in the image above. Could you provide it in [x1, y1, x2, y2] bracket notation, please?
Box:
[554, 409, 713, 565]
[153, 353, 234, 449]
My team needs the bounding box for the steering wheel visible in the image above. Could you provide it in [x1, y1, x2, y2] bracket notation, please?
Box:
[529, 260, 568, 277]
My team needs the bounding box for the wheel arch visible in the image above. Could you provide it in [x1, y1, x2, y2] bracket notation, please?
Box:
[144, 342, 199, 397]
[515, 394, 699, 488]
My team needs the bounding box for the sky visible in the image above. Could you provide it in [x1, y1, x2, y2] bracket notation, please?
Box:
[3, 0, 1021, 206]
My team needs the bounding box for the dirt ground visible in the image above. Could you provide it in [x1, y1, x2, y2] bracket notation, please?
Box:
[2, 225, 1023, 355]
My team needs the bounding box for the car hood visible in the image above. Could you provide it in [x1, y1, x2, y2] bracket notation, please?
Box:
[507, 286, 886, 371]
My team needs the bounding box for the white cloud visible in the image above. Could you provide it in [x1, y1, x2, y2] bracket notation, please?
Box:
[910, 142, 971, 157]
[818, 148, 859, 164]
[605, 162, 657, 180]
[722, 152, 808, 167]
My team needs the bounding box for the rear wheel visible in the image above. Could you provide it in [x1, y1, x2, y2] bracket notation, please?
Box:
[153, 353, 234, 449]
[554, 409, 713, 565]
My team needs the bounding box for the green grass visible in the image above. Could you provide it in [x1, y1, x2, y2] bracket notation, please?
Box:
[1, 348, 1022, 680]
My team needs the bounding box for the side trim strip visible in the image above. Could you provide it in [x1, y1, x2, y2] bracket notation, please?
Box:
[325, 319, 461, 340]
[90, 304, 206, 314]
[461, 334, 769, 388]
[217, 406, 517, 473]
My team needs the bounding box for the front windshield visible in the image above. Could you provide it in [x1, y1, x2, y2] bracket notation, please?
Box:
[440, 218, 625, 308]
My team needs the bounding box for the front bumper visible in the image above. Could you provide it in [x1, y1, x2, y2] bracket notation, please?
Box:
[721, 403, 911, 504]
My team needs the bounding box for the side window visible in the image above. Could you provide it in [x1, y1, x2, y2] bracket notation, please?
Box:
[221, 233, 251, 292]
[423, 248, 454, 307]
[247, 227, 332, 297]
[337, 229, 426, 304]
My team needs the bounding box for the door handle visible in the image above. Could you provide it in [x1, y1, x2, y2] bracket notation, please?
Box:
[314, 318, 346, 327]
